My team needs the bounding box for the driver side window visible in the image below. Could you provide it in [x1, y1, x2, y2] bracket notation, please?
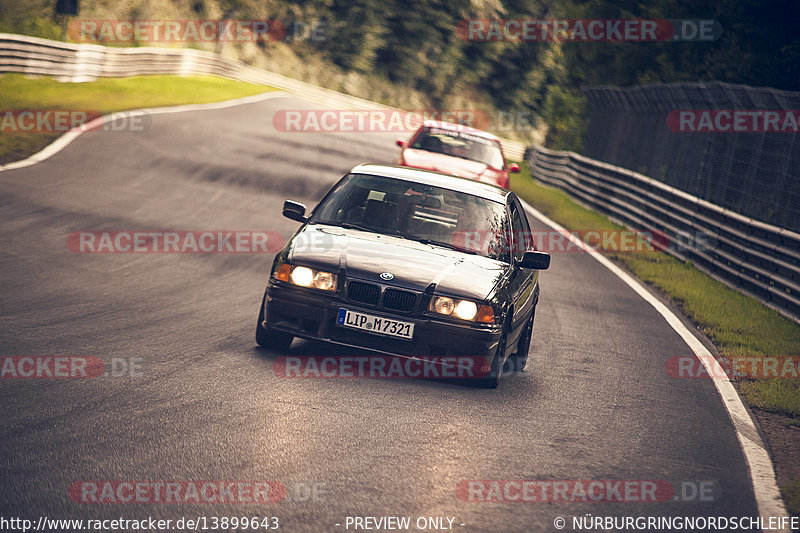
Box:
[509, 200, 533, 261]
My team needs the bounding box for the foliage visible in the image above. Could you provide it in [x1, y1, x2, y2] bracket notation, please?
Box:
[2, 0, 797, 149]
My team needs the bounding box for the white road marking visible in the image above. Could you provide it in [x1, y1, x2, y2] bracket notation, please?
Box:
[521, 199, 790, 532]
[0, 91, 288, 173]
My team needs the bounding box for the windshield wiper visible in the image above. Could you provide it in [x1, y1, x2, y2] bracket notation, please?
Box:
[415, 238, 477, 255]
[329, 223, 410, 240]
[334, 222, 375, 232]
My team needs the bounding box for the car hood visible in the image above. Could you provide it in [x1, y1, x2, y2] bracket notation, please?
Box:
[402, 149, 500, 183]
[287, 224, 507, 301]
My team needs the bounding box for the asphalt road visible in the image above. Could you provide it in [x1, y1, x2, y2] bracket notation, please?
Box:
[0, 93, 759, 532]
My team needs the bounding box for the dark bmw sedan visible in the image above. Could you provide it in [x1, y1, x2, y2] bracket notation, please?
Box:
[256, 164, 550, 387]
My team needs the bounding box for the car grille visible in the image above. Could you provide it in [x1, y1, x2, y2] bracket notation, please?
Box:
[383, 288, 417, 312]
[346, 280, 419, 312]
[348, 280, 380, 306]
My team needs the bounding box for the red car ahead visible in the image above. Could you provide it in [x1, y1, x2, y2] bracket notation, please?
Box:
[396, 120, 520, 189]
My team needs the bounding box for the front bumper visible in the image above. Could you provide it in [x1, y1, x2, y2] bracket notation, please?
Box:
[263, 281, 502, 358]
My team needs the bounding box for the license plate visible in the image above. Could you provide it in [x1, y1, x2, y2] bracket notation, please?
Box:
[337, 308, 414, 340]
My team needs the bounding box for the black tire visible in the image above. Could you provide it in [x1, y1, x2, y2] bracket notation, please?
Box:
[255, 290, 293, 351]
[508, 307, 535, 372]
[474, 325, 508, 389]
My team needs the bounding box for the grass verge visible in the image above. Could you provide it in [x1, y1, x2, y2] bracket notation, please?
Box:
[0, 74, 274, 165]
[784, 481, 800, 516]
[511, 163, 800, 513]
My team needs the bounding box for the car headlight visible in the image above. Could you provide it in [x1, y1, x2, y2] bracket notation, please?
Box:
[275, 263, 338, 292]
[291, 266, 314, 286]
[430, 296, 495, 323]
[455, 300, 478, 320]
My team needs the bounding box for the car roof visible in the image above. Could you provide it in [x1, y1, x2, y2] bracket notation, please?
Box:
[421, 120, 501, 142]
[349, 164, 512, 203]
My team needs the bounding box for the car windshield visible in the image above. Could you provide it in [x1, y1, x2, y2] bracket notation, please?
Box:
[410, 126, 505, 169]
[312, 173, 510, 262]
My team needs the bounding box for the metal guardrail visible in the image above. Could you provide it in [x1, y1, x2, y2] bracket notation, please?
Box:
[583, 83, 800, 233]
[526, 144, 800, 322]
[0, 33, 526, 160]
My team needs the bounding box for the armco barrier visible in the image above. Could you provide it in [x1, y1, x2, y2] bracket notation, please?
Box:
[526, 144, 800, 322]
[583, 83, 800, 233]
[0, 32, 526, 160]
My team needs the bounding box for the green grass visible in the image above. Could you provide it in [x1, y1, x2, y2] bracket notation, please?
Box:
[0, 74, 274, 164]
[740, 381, 800, 417]
[783, 480, 800, 517]
[510, 163, 800, 416]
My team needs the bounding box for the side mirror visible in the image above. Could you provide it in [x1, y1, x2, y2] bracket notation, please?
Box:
[508, 163, 521, 173]
[520, 250, 550, 270]
[282, 200, 307, 223]
[396, 139, 407, 148]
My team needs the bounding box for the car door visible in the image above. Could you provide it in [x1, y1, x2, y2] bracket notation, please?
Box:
[506, 196, 538, 348]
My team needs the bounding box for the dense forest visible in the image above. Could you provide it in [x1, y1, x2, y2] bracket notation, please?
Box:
[2, 0, 799, 150]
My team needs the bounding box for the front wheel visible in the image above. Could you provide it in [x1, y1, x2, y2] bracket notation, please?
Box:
[473, 327, 507, 389]
[508, 307, 535, 372]
[255, 290, 293, 351]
